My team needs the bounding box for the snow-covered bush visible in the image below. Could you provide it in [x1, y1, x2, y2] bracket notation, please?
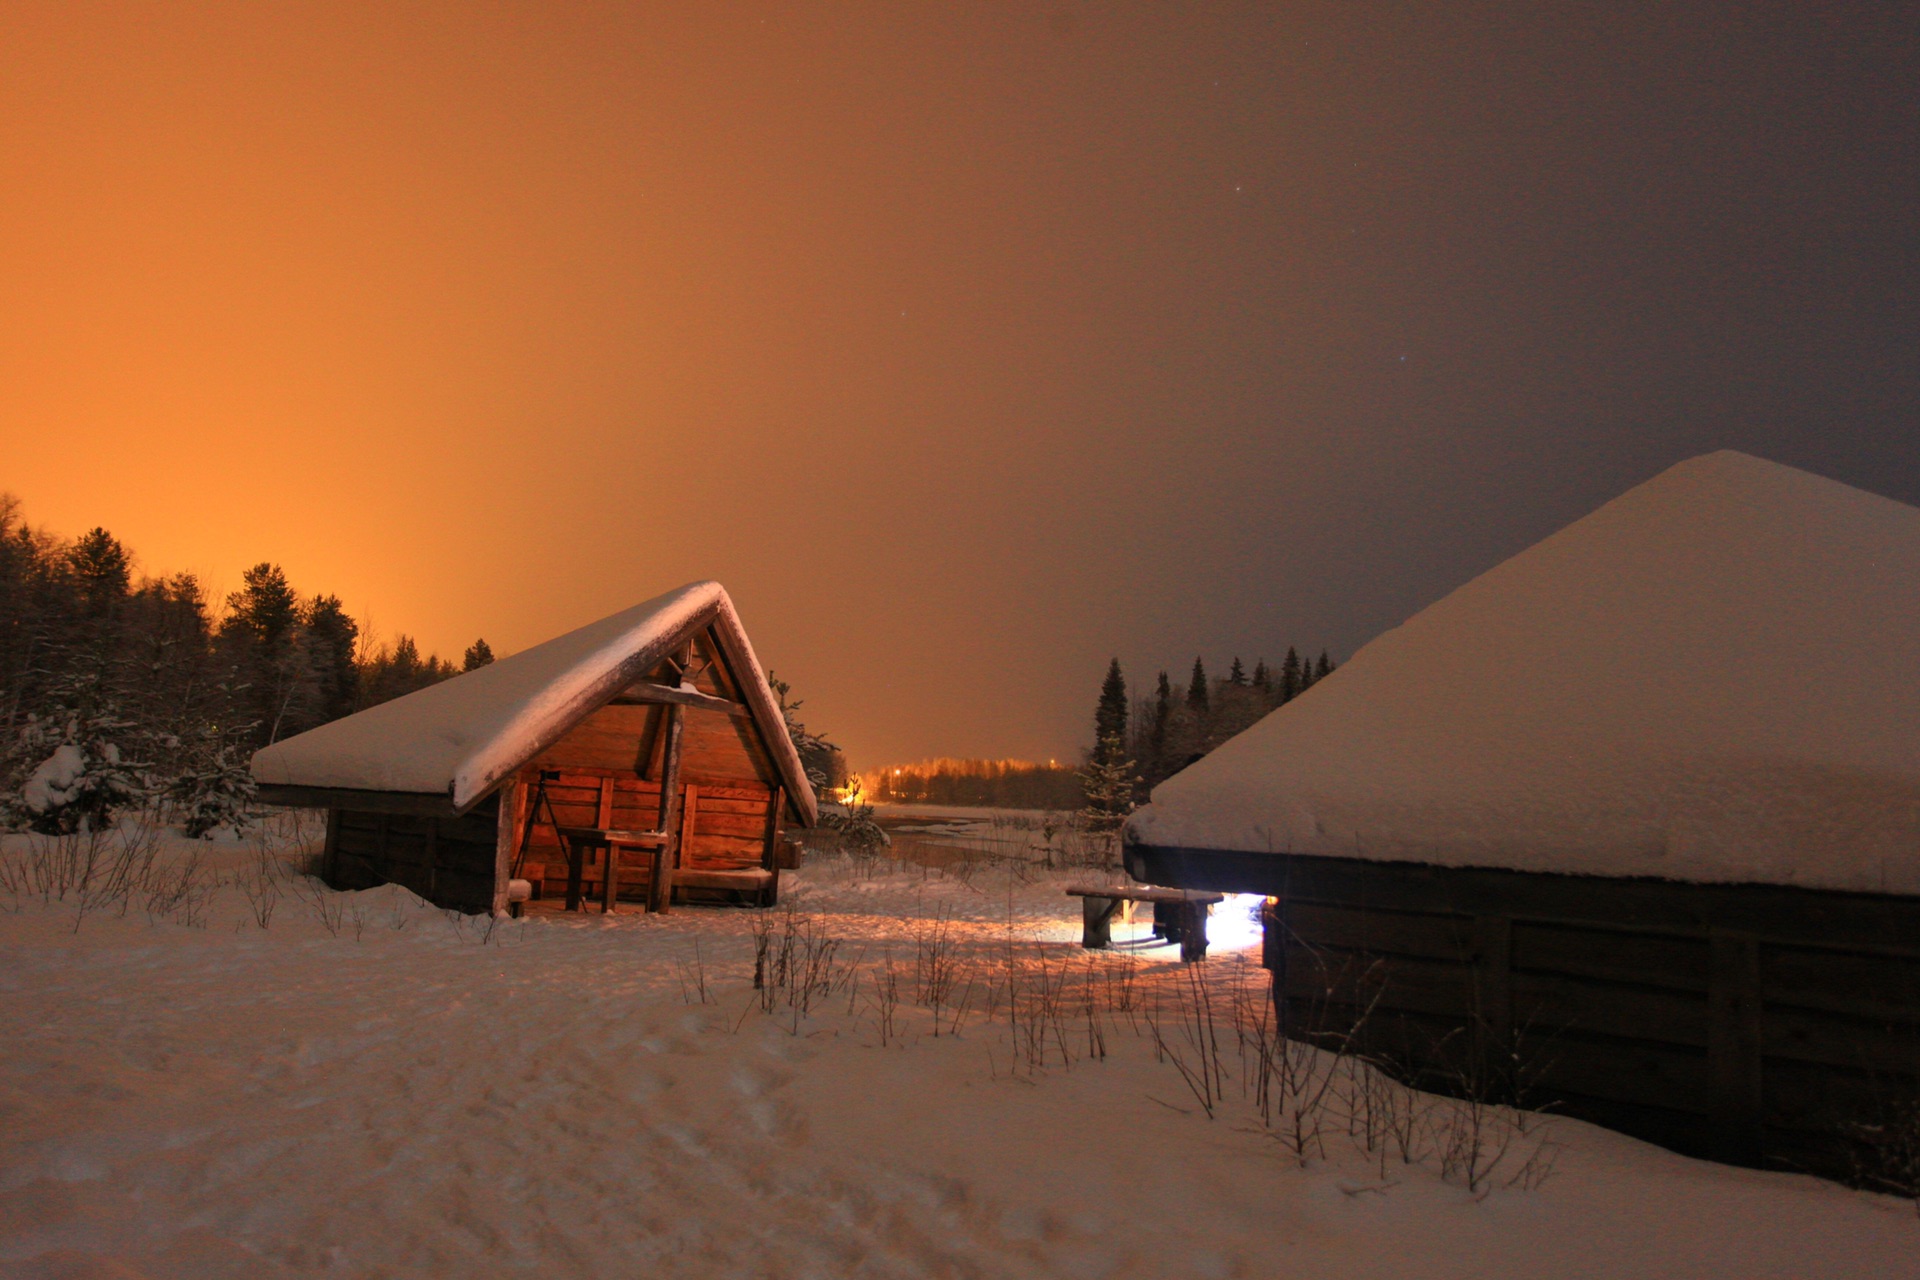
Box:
[168, 741, 258, 839]
[2, 709, 149, 834]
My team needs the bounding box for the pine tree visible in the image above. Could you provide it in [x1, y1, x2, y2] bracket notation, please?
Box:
[68, 528, 131, 618]
[1279, 647, 1302, 703]
[1093, 658, 1127, 765]
[221, 563, 312, 746]
[224, 563, 299, 653]
[462, 638, 495, 671]
[1186, 656, 1210, 717]
[1251, 659, 1270, 695]
[1316, 650, 1334, 680]
[304, 595, 360, 723]
[1227, 656, 1247, 687]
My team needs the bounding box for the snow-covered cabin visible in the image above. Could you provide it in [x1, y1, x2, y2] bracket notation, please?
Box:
[252, 581, 817, 916]
[1124, 452, 1920, 1176]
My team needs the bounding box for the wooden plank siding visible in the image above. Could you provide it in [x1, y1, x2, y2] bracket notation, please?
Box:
[1128, 843, 1920, 1180]
[325, 797, 501, 915]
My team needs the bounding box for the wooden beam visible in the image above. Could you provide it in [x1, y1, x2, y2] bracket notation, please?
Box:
[491, 784, 516, 917]
[610, 682, 750, 716]
[650, 702, 686, 914]
[256, 783, 462, 818]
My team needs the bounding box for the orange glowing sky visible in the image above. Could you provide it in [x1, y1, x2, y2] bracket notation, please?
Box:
[5, 4, 1916, 765]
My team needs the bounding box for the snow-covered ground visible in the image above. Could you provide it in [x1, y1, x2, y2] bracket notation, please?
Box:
[2, 821, 1915, 1279]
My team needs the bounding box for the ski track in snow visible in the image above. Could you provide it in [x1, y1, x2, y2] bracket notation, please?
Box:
[1, 840, 1915, 1279]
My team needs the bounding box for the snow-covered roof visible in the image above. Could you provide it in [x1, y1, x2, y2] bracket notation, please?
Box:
[251, 581, 818, 824]
[1126, 451, 1920, 895]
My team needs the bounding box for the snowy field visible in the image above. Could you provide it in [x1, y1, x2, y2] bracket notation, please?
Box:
[2, 819, 1916, 1279]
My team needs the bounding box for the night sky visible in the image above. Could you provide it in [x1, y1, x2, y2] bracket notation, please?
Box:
[3, 3, 1915, 765]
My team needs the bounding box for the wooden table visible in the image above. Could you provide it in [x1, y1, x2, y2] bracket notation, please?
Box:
[1065, 885, 1225, 962]
[553, 825, 669, 913]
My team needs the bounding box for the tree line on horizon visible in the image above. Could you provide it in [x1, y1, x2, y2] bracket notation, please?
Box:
[851, 757, 1084, 810]
[0, 496, 490, 835]
[1079, 648, 1337, 832]
[850, 648, 1339, 816]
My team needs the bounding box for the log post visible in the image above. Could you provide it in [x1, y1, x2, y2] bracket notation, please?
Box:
[649, 702, 686, 913]
[1262, 897, 1289, 1037]
[1178, 900, 1210, 962]
[1081, 895, 1119, 948]
[598, 777, 620, 913]
[490, 784, 516, 918]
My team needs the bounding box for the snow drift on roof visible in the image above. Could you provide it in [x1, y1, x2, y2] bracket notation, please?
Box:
[251, 580, 817, 823]
[1126, 451, 1920, 895]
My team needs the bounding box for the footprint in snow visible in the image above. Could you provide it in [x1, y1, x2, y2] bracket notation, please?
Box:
[727, 1063, 792, 1098]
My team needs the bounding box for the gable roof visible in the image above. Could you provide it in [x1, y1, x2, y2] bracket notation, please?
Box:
[250, 580, 818, 824]
[1125, 451, 1920, 895]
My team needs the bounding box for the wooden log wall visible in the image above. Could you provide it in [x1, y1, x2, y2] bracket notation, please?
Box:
[324, 795, 501, 915]
[1130, 843, 1920, 1182]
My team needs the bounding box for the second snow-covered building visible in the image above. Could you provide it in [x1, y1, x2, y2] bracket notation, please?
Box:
[1125, 452, 1920, 1175]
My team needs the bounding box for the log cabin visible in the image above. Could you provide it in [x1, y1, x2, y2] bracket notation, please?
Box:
[250, 581, 817, 916]
[1124, 452, 1920, 1180]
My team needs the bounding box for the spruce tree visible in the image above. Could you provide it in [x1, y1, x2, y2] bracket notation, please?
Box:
[1251, 659, 1270, 695]
[1316, 650, 1334, 680]
[1186, 657, 1210, 717]
[1148, 671, 1172, 765]
[1077, 731, 1136, 851]
[1279, 647, 1302, 703]
[1227, 656, 1247, 686]
[462, 638, 495, 671]
[1093, 658, 1127, 765]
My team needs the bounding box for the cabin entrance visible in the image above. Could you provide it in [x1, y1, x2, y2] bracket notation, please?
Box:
[509, 770, 787, 913]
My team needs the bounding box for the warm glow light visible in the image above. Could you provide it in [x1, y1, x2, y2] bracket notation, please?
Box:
[1204, 894, 1267, 952]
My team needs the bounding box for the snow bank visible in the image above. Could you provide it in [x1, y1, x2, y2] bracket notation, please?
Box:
[250, 581, 815, 823]
[1, 833, 1911, 1279]
[1128, 451, 1920, 894]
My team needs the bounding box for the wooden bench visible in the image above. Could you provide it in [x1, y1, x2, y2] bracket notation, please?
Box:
[1065, 885, 1225, 962]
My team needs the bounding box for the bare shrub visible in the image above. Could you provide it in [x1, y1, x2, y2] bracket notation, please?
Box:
[675, 939, 714, 1005]
[747, 904, 848, 1030]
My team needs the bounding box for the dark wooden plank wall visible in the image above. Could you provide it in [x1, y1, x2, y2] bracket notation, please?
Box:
[325, 795, 501, 915]
[1131, 843, 1920, 1180]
